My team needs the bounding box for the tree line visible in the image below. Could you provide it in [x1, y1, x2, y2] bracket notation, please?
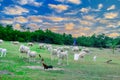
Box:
[0, 24, 120, 48]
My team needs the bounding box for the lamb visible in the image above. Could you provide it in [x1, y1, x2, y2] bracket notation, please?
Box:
[57, 50, 68, 65]
[0, 39, 3, 44]
[0, 48, 7, 57]
[27, 42, 33, 46]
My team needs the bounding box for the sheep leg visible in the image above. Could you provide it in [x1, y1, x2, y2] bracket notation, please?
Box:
[1, 52, 3, 57]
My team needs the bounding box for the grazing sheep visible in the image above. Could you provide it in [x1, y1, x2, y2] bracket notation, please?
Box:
[0, 39, 3, 44]
[12, 41, 19, 45]
[72, 46, 80, 52]
[19, 45, 30, 53]
[27, 50, 37, 62]
[78, 48, 90, 60]
[50, 48, 59, 60]
[39, 43, 45, 49]
[0, 48, 7, 57]
[57, 50, 68, 65]
[27, 42, 33, 46]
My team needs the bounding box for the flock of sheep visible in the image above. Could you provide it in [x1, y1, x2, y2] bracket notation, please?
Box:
[0, 39, 94, 65]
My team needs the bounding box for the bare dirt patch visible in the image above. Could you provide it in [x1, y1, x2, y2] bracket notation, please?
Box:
[22, 66, 64, 71]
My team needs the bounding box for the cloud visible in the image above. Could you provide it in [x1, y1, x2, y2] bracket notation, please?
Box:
[0, 19, 13, 24]
[28, 16, 43, 23]
[13, 0, 42, 7]
[80, 7, 90, 13]
[65, 23, 75, 30]
[15, 16, 28, 23]
[107, 5, 116, 11]
[45, 16, 66, 22]
[13, 23, 21, 30]
[82, 15, 95, 21]
[98, 4, 103, 10]
[108, 33, 119, 37]
[3, 5, 29, 15]
[67, 0, 81, 5]
[79, 20, 93, 26]
[104, 12, 118, 19]
[27, 23, 40, 31]
[48, 4, 69, 12]
[55, 0, 81, 4]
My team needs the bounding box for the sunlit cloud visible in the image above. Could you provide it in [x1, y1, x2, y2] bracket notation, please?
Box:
[67, 0, 81, 5]
[13, 0, 43, 7]
[80, 7, 90, 13]
[82, 15, 95, 21]
[104, 12, 118, 19]
[0, 19, 13, 24]
[48, 4, 69, 12]
[79, 20, 93, 26]
[15, 16, 28, 23]
[44, 16, 67, 22]
[27, 23, 40, 31]
[3, 5, 29, 15]
[65, 23, 75, 30]
[107, 32, 119, 37]
[107, 5, 116, 11]
[28, 16, 43, 23]
[13, 23, 21, 30]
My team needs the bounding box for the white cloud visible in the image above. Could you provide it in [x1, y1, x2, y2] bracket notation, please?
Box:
[80, 7, 90, 13]
[3, 5, 29, 15]
[48, 4, 69, 12]
[107, 5, 116, 10]
[104, 12, 118, 19]
[0, 19, 13, 24]
[14, 16, 28, 23]
[13, 0, 42, 7]
[98, 4, 103, 10]
[55, 0, 81, 4]
[67, 0, 81, 4]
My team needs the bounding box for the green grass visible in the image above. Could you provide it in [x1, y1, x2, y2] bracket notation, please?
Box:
[0, 41, 120, 80]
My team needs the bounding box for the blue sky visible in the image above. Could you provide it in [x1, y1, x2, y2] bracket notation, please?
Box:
[0, 0, 120, 37]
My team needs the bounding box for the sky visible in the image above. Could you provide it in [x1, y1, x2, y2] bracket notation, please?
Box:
[0, 0, 120, 37]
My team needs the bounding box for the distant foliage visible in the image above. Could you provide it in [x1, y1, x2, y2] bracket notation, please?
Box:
[0, 24, 119, 47]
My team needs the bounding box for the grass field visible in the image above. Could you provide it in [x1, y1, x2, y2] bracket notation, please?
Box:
[0, 41, 120, 80]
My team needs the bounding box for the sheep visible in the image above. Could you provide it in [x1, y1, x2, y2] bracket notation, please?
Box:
[27, 50, 37, 62]
[19, 45, 30, 53]
[27, 42, 33, 46]
[93, 55, 97, 61]
[12, 41, 19, 45]
[0, 48, 7, 57]
[57, 50, 68, 65]
[0, 39, 3, 44]
[72, 46, 80, 52]
[39, 43, 45, 49]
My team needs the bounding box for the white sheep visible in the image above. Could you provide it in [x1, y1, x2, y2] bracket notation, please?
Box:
[0, 48, 7, 57]
[27, 42, 33, 46]
[72, 46, 80, 52]
[57, 50, 68, 65]
[39, 43, 45, 49]
[19, 45, 30, 53]
[0, 39, 3, 44]
[78, 48, 90, 60]
[27, 50, 37, 62]
[12, 41, 19, 45]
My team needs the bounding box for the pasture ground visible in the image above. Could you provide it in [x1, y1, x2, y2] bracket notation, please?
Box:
[0, 41, 120, 80]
